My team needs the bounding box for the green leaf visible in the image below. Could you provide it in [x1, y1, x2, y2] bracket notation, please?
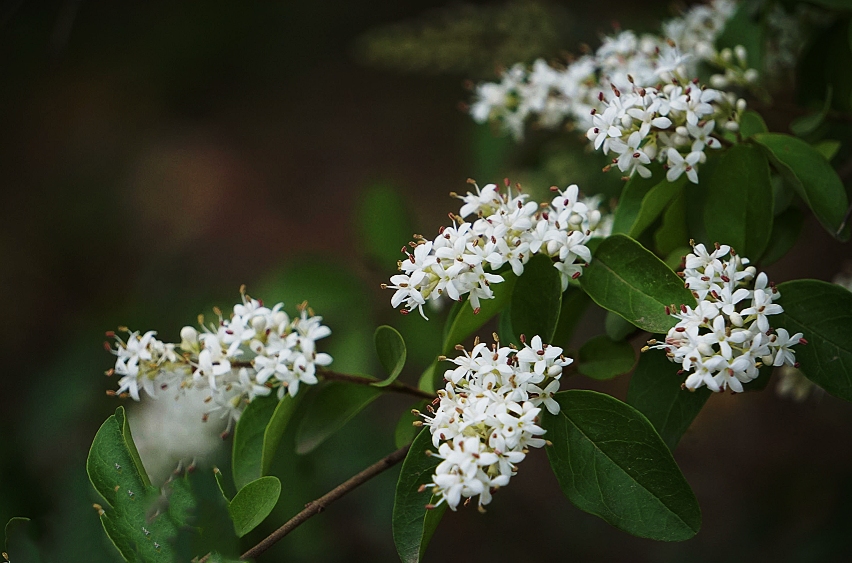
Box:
[498, 307, 516, 346]
[630, 177, 687, 239]
[754, 133, 850, 241]
[392, 429, 446, 563]
[579, 235, 696, 334]
[508, 254, 563, 343]
[813, 140, 842, 161]
[87, 407, 200, 562]
[441, 272, 517, 355]
[759, 207, 804, 266]
[739, 110, 768, 138]
[627, 351, 711, 450]
[227, 476, 282, 538]
[261, 394, 299, 477]
[5, 518, 42, 563]
[775, 280, 852, 401]
[577, 335, 637, 380]
[418, 362, 438, 394]
[232, 395, 278, 491]
[551, 287, 592, 348]
[790, 86, 833, 137]
[654, 189, 689, 257]
[611, 165, 664, 235]
[395, 400, 428, 449]
[663, 246, 691, 271]
[605, 310, 637, 341]
[705, 143, 774, 258]
[542, 390, 701, 541]
[373, 325, 407, 387]
[295, 381, 382, 454]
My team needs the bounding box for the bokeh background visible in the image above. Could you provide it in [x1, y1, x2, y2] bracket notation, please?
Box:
[2, 1, 852, 561]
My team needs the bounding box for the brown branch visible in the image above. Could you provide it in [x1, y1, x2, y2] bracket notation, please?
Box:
[318, 368, 435, 401]
[230, 362, 436, 401]
[240, 443, 412, 561]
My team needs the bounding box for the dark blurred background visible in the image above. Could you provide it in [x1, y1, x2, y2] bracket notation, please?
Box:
[1, 1, 851, 561]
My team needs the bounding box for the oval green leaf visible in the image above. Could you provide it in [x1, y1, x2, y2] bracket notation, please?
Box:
[775, 280, 852, 401]
[5, 518, 42, 563]
[611, 164, 664, 235]
[228, 476, 282, 538]
[551, 287, 592, 348]
[441, 272, 517, 354]
[705, 143, 774, 258]
[760, 207, 804, 266]
[542, 390, 701, 541]
[739, 110, 768, 138]
[509, 254, 563, 343]
[261, 394, 300, 477]
[579, 235, 696, 334]
[626, 350, 711, 450]
[87, 407, 193, 561]
[395, 400, 428, 449]
[754, 133, 850, 241]
[392, 428, 446, 563]
[374, 325, 407, 387]
[295, 381, 382, 454]
[232, 394, 279, 491]
[577, 335, 637, 380]
[630, 176, 687, 240]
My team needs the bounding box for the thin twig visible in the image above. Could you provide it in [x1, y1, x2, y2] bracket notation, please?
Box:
[318, 368, 435, 400]
[240, 443, 412, 560]
[230, 362, 436, 401]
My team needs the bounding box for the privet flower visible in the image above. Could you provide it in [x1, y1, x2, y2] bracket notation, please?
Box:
[417, 335, 570, 511]
[469, 0, 753, 143]
[106, 287, 332, 430]
[646, 242, 805, 393]
[383, 181, 610, 318]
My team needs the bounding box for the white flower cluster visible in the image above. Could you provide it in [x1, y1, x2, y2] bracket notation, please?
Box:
[469, 0, 752, 140]
[647, 243, 805, 393]
[383, 181, 610, 318]
[107, 288, 332, 428]
[587, 79, 745, 183]
[418, 335, 569, 511]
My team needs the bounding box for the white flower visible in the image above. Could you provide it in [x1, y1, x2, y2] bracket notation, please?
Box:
[666, 148, 702, 184]
[420, 336, 570, 510]
[649, 242, 801, 394]
[106, 290, 333, 421]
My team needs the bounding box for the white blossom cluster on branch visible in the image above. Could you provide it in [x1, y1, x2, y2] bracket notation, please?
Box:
[106, 288, 332, 429]
[646, 243, 804, 393]
[417, 335, 569, 511]
[383, 181, 610, 318]
[469, 0, 751, 140]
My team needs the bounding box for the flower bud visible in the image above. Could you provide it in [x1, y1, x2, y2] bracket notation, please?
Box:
[180, 326, 199, 352]
[710, 74, 728, 88]
[724, 121, 739, 132]
[729, 312, 744, 327]
[743, 69, 758, 83]
[734, 45, 748, 65]
[251, 316, 267, 332]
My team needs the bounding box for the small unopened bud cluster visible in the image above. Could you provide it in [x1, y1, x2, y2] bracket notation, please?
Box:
[418, 335, 570, 511]
[384, 181, 610, 318]
[106, 288, 332, 428]
[469, 1, 753, 139]
[646, 243, 804, 393]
